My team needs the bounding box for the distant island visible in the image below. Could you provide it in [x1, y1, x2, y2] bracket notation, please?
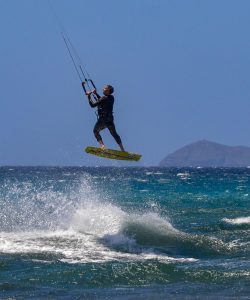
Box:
[159, 140, 250, 167]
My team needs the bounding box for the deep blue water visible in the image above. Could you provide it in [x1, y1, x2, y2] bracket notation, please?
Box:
[0, 167, 249, 299]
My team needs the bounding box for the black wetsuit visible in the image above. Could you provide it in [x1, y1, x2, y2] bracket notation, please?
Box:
[88, 93, 122, 145]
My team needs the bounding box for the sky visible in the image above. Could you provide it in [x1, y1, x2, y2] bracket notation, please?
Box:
[0, 0, 250, 166]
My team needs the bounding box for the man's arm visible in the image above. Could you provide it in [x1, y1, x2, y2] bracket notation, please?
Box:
[88, 95, 107, 107]
[95, 91, 101, 99]
[83, 84, 102, 107]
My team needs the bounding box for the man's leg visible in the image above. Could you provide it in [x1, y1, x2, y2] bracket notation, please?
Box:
[107, 122, 125, 151]
[93, 119, 106, 149]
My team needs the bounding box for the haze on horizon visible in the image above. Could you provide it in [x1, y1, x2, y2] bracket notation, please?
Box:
[0, 0, 249, 166]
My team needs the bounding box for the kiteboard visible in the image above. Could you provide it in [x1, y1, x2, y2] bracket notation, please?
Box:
[85, 146, 141, 161]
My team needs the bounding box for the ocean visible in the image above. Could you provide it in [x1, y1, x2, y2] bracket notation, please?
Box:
[0, 167, 249, 299]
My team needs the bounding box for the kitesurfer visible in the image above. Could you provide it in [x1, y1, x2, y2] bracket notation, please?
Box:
[84, 84, 125, 151]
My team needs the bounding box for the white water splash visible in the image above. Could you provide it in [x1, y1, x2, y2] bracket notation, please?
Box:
[0, 172, 197, 264]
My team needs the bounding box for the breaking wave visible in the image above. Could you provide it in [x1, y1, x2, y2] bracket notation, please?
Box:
[0, 173, 236, 263]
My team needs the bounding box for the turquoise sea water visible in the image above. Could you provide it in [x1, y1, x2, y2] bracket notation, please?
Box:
[0, 167, 249, 299]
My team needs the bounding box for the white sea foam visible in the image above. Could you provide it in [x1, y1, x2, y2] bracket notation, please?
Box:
[135, 179, 148, 182]
[177, 172, 190, 179]
[177, 173, 190, 181]
[222, 217, 250, 225]
[145, 171, 163, 175]
[0, 215, 195, 264]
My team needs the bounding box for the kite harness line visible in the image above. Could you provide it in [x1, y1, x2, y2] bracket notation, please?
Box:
[48, 0, 97, 104]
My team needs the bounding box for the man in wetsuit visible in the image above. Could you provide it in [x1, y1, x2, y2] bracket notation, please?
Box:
[84, 84, 125, 151]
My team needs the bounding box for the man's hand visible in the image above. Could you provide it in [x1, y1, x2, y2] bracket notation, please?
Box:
[92, 89, 97, 94]
[85, 91, 92, 96]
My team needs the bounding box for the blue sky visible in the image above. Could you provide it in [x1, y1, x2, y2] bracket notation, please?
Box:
[0, 0, 249, 166]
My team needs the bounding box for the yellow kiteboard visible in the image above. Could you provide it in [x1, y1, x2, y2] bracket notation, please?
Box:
[85, 146, 141, 161]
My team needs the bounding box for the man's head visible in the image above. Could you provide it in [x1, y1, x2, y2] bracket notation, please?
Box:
[103, 85, 114, 96]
